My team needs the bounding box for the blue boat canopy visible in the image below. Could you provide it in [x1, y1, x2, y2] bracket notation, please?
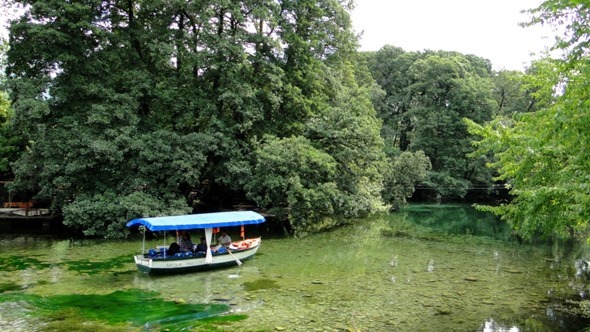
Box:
[126, 211, 265, 232]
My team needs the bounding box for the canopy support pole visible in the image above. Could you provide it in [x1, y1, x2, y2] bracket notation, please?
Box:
[205, 228, 213, 264]
[142, 227, 146, 254]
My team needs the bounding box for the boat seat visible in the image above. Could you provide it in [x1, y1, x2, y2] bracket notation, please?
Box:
[174, 252, 184, 257]
[148, 249, 158, 257]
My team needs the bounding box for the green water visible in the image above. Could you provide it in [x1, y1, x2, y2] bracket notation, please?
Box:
[0, 204, 589, 331]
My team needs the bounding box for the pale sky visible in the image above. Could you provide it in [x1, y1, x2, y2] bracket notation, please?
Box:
[350, 0, 557, 71]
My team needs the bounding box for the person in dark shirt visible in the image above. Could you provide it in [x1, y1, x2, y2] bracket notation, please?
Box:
[195, 237, 207, 252]
[179, 232, 194, 251]
[167, 242, 181, 256]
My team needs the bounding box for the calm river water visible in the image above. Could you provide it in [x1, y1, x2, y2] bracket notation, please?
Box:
[1, 204, 589, 332]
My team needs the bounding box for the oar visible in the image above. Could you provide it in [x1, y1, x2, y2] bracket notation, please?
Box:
[226, 247, 243, 266]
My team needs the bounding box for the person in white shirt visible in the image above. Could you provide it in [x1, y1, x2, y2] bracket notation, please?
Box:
[215, 231, 233, 252]
[218, 232, 231, 246]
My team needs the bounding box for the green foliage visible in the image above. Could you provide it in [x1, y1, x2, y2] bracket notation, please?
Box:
[365, 45, 419, 151]
[0, 40, 24, 178]
[366, 47, 499, 200]
[246, 135, 338, 216]
[467, 1, 590, 241]
[306, 58, 389, 218]
[407, 53, 498, 199]
[0, 90, 20, 177]
[493, 70, 537, 116]
[383, 151, 431, 210]
[5, 0, 391, 237]
[524, 0, 590, 64]
[245, 54, 391, 235]
[467, 58, 590, 241]
[62, 191, 192, 238]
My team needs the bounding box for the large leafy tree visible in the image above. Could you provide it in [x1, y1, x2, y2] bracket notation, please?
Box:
[407, 53, 498, 199]
[466, 58, 590, 240]
[246, 3, 392, 234]
[492, 70, 536, 116]
[383, 150, 431, 210]
[0, 91, 20, 180]
[6, 0, 216, 237]
[367, 48, 499, 200]
[5, 0, 391, 237]
[362, 45, 419, 152]
[246, 135, 339, 235]
[0, 39, 19, 178]
[466, 0, 590, 241]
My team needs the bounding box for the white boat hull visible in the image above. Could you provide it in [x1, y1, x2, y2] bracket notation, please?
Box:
[132, 238, 261, 274]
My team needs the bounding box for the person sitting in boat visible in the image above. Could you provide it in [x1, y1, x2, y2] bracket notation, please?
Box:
[214, 231, 232, 251]
[179, 232, 194, 252]
[195, 237, 207, 253]
[167, 242, 181, 256]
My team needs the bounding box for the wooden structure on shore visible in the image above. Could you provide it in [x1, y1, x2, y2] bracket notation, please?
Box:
[0, 206, 56, 231]
[0, 181, 57, 229]
[0, 207, 52, 219]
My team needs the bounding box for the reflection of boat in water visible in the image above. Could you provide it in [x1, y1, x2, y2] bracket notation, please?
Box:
[126, 211, 265, 275]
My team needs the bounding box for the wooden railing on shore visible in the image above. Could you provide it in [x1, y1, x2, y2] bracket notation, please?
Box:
[2, 201, 34, 209]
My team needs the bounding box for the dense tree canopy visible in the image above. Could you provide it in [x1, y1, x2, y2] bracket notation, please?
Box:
[0, 39, 22, 179]
[3, 0, 431, 237]
[492, 70, 537, 116]
[365, 47, 502, 200]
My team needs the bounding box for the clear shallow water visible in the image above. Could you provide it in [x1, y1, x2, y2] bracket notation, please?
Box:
[0, 204, 589, 331]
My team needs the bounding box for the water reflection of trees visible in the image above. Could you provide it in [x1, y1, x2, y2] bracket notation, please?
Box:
[540, 237, 590, 323]
[396, 204, 590, 329]
[399, 204, 512, 240]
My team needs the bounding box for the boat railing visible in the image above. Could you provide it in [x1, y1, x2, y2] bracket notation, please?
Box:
[144, 247, 250, 260]
[143, 237, 260, 260]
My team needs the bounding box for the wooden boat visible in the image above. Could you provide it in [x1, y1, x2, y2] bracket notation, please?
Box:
[126, 211, 265, 274]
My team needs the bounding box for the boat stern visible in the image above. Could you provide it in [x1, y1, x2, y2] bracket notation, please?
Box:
[133, 254, 153, 273]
